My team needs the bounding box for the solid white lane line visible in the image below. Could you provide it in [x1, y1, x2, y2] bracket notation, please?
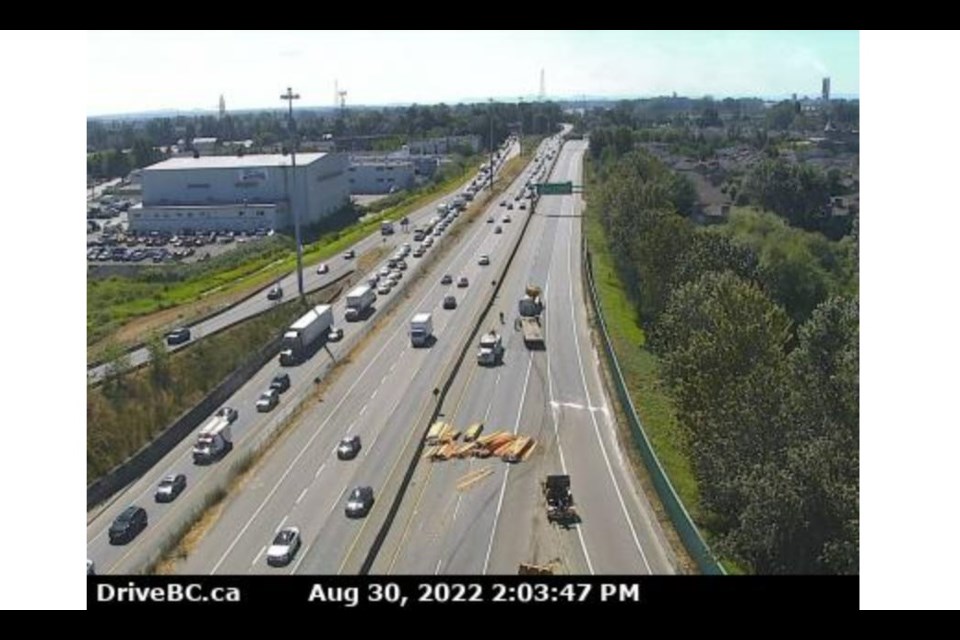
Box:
[565, 209, 651, 573]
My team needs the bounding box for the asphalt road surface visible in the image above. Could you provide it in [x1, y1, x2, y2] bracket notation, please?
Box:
[169, 138, 559, 576]
[86, 138, 532, 574]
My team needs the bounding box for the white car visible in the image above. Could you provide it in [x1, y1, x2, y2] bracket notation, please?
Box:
[502, 214, 512, 223]
[343, 249, 356, 260]
[378, 267, 391, 278]
[389, 269, 403, 281]
[266, 527, 301, 567]
[377, 283, 392, 295]
[316, 263, 329, 274]
[478, 254, 490, 266]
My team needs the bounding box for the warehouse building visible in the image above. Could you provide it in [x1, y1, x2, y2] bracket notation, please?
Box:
[129, 153, 349, 233]
[346, 157, 416, 194]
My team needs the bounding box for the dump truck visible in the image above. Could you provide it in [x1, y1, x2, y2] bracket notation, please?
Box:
[279, 304, 333, 366]
[542, 475, 578, 525]
[410, 312, 433, 348]
[477, 330, 504, 366]
[518, 284, 545, 349]
[344, 284, 377, 322]
[192, 415, 233, 464]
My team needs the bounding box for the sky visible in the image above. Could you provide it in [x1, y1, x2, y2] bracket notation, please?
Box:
[87, 30, 859, 116]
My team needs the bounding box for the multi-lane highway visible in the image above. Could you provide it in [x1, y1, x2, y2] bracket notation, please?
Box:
[87, 165, 500, 384]
[374, 141, 675, 575]
[174, 138, 556, 576]
[88, 134, 677, 576]
[86, 137, 531, 575]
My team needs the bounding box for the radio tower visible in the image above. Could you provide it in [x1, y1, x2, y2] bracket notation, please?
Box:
[334, 79, 339, 108]
[338, 89, 348, 117]
[218, 94, 226, 120]
[538, 69, 546, 101]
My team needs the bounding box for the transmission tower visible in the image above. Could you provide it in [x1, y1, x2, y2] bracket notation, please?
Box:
[539, 69, 546, 101]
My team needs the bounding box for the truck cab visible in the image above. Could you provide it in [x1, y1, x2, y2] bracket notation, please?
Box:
[477, 331, 504, 366]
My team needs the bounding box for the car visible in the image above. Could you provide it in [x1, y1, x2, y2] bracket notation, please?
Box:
[345, 486, 375, 518]
[402, 243, 411, 252]
[487, 216, 494, 223]
[328, 326, 344, 342]
[514, 193, 521, 201]
[154, 474, 187, 503]
[387, 257, 398, 269]
[367, 276, 379, 288]
[267, 285, 283, 301]
[457, 276, 469, 288]
[266, 527, 301, 567]
[478, 255, 490, 266]
[441, 274, 453, 285]
[494, 226, 502, 234]
[87, 559, 96, 575]
[256, 388, 280, 412]
[424, 237, 434, 248]
[390, 269, 403, 281]
[165, 327, 191, 346]
[519, 202, 527, 210]
[502, 214, 512, 223]
[316, 263, 329, 274]
[343, 249, 356, 259]
[499, 200, 507, 207]
[507, 202, 514, 210]
[216, 406, 238, 423]
[396, 260, 407, 271]
[378, 267, 391, 278]
[109, 506, 148, 545]
[337, 435, 362, 460]
[413, 247, 425, 258]
[377, 283, 392, 295]
[443, 295, 457, 309]
[270, 373, 291, 393]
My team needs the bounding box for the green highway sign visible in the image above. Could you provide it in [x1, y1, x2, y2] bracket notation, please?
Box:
[536, 181, 574, 196]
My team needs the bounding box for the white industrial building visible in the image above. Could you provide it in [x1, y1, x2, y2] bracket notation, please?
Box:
[129, 153, 349, 233]
[346, 157, 416, 194]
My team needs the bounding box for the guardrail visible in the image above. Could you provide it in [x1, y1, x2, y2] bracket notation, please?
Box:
[86, 276, 350, 511]
[358, 139, 558, 574]
[581, 237, 724, 575]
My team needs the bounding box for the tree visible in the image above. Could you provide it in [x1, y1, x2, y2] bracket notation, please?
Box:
[656, 272, 792, 528]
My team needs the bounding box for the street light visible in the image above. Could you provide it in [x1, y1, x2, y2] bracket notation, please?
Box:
[281, 87, 304, 300]
[489, 98, 494, 191]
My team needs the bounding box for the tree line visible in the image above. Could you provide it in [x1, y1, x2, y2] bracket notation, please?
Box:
[590, 134, 858, 573]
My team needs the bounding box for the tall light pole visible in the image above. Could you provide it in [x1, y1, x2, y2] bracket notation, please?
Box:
[518, 97, 524, 157]
[280, 87, 304, 300]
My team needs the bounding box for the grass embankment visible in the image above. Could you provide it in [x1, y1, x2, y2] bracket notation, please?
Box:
[88, 286, 338, 482]
[87, 156, 487, 354]
[581, 161, 702, 522]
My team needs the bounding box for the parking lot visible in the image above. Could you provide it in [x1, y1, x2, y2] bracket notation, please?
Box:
[87, 226, 276, 265]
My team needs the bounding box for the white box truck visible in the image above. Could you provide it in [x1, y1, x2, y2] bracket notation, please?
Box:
[344, 284, 377, 322]
[279, 304, 333, 366]
[410, 312, 433, 348]
[192, 415, 233, 464]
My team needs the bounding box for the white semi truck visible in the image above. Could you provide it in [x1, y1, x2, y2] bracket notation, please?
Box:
[192, 415, 233, 464]
[344, 284, 377, 322]
[279, 304, 333, 366]
[410, 312, 433, 348]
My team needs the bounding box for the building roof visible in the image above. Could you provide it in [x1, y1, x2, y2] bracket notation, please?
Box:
[145, 153, 328, 171]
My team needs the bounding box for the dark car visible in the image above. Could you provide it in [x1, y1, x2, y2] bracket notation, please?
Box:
[443, 295, 457, 310]
[109, 506, 148, 545]
[154, 474, 187, 503]
[270, 373, 291, 393]
[441, 274, 453, 285]
[267, 285, 283, 301]
[494, 225, 502, 234]
[337, 435, 362, 460]
[345, 486, 375, 518]
[165, 328, 191, 346]
[216, 406, 238, 423]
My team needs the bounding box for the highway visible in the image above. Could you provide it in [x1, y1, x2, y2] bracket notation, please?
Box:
[173, 138, 559, 575]
[86, 137, 533, 575]
[87, 168, 497, 384]
[372, 140, 677, 575]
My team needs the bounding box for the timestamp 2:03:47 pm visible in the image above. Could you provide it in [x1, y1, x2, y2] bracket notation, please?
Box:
[307, 582, 642, 606]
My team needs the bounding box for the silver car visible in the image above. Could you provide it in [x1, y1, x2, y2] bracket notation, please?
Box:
[266, 527, 301, 567]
